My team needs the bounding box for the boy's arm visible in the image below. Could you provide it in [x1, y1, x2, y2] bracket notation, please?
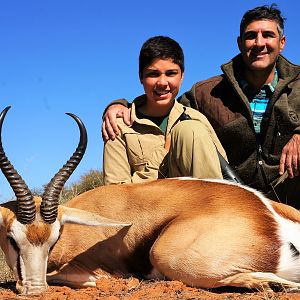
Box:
[103, 133, 132, 185]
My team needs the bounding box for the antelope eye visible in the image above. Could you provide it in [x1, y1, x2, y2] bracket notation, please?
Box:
[7, 236, 19, 251]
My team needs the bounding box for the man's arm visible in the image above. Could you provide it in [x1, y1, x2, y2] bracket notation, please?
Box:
[177, 84, 198, 109]
[102, 99, 131, 141]
[279, 133, 300, 178]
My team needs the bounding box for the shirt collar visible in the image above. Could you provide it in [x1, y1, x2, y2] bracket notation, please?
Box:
[239, 68, 278, 94]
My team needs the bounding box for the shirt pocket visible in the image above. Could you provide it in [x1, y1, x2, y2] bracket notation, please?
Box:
[125, 132, 166, 170]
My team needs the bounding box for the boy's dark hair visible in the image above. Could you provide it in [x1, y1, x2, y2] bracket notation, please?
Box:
[240, 4, 286, 37]
[139, 36, 184, 78]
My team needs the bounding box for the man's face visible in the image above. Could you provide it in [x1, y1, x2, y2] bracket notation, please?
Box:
[238, 19, 286, 72]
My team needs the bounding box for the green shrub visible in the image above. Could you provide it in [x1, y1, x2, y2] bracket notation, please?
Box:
[30, 169, 104, 204]
[59, 169, 104, 204]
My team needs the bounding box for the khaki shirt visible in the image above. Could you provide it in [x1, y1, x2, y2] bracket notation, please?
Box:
[103, 95, 226, 185]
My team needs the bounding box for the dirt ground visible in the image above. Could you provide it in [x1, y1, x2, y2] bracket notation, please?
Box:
[1, 277, 300, 300]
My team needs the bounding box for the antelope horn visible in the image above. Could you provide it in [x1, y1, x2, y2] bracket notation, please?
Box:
[40, 113, 87, 224]
[0, 106, 36, 224]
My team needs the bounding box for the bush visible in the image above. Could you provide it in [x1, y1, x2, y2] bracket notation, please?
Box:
[18, 170, 104, 204]
[59, 169, 104, 204]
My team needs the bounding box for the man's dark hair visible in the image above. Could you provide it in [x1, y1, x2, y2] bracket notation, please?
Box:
[139, 36, 184, 78]
[240, 4, 286, 37]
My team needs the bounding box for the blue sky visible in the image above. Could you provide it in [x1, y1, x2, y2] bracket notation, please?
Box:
[0, 0, 299, 202]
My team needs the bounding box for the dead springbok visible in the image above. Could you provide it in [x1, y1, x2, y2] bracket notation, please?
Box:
[0, 106, 300, 295]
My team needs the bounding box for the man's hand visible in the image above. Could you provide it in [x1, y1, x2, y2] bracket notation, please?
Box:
[279, 134, 300, 178]
[102, 104, 131, 141]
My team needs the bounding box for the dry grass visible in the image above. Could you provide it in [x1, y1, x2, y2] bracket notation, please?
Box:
[0, 250, 14, 282]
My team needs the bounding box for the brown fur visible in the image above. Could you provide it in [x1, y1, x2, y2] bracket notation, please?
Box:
[26, 223, 52, 245]
[0, 203, 17, 231]
[50, 180, 282, 279]
[270, 200, 300, 223]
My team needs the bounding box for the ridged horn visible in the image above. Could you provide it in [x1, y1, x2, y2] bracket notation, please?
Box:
[40, 113, 87, 223]
[0, 106, 36, 224]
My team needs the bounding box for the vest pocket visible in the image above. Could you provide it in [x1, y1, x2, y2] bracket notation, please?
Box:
[270, 113, 297, 156]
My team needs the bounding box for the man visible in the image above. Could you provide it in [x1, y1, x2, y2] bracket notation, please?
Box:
[102, 5, 300, 207]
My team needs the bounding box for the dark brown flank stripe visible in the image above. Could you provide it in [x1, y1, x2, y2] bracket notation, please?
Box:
[8, 238, 22, 281]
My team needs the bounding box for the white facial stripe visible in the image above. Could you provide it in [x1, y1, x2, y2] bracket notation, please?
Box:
[18, 244, 48, 292]
[9, 219, 28, 246]
[6, 218, 61, 293]
[48, 220, 61, 246]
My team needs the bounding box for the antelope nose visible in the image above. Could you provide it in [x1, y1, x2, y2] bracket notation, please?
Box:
[16, 280, 49, 295]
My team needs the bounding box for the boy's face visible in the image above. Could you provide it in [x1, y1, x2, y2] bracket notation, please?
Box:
[140, 58, 183, 113]
[238, 19, 286, 72]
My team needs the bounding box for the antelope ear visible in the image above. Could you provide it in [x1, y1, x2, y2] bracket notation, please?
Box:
[59, 206, 132, 227]
[0, 207, 4, 227]
[0, 207, 12, 227]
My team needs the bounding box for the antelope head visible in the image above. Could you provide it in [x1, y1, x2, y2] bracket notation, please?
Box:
[0, 107, 128, 294]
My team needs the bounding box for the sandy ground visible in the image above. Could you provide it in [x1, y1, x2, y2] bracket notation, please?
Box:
[1, 277, 300, 300]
